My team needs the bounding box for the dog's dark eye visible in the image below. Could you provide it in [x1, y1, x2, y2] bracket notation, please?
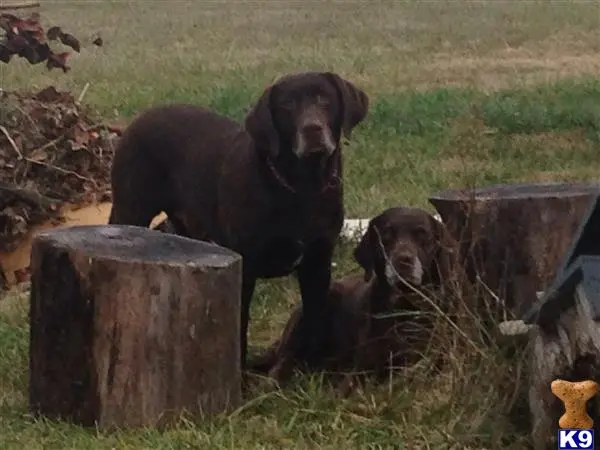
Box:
[316, 95, 329, 107]
[380, 227, 395, 240]
[278, 99, 296, 111]
[413, 226, 429, 241]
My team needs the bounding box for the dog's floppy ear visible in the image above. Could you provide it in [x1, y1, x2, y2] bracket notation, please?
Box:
[323, 72, 369, 139]
[244, 85, 279, 158]
[354, 224, 375, 282]
[428, 215, 460, 291]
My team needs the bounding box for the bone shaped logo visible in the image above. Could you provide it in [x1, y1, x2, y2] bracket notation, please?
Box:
[551, 379, 599, 429]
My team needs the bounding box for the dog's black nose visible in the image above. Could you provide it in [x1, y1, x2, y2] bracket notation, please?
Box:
[302, 123, 324, 139]
[397, 254, 413, 266]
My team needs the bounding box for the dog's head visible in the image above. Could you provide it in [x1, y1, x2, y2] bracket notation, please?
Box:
[244, 71, 369, 174]
[353, 207, 458, 290]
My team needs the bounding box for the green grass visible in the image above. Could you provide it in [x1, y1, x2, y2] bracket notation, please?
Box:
[2, 0, 600, 448]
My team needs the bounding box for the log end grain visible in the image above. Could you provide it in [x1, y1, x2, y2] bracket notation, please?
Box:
[32, 224, 240, 267]
[429, 182, 600, 203]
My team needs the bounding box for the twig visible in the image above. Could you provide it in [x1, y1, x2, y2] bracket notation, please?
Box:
[0, 185, 60, 211]
[14, 104, 43, 136]
[76, 82, 90, 105]
[0, 2, 40, 10]
[0, 125, 23, 159]
[3, 129, 96, 186]
[88, 122, 125, 135]
[476, 274, 508, 322]
[26, 135, 64, 156]
[26, 158, 96, 186]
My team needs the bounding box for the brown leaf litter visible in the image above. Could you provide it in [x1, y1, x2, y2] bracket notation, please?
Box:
[0, 85, 120, 253]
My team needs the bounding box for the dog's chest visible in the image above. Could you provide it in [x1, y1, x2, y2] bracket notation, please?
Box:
[270, 188, 343, 237]
[255, 236, 306, 278]
[230, 180, 343, 278]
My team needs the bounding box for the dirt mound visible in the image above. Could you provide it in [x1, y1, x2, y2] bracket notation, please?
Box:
[0, 85, 120, 253]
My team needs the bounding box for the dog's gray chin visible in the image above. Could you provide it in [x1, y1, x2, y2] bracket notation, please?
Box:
[389, 276, 421, 289]
[294, 145, 335, 158]
[385, 263, 422, 289]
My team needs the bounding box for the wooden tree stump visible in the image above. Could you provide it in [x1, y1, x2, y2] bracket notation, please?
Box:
[523, 197, 600, 450]
[429, 182, 600, 319]
[528, 274, 600, 449]
[28, 224, 242, 429]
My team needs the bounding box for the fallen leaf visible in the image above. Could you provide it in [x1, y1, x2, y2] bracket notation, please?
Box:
[17, 20, 44, 40]
[0, 13, 20, 33]
[0, 44, 12, 63]
[46, 51, 70, 72]
[20, 42, 50, 65]
[46, 26, 62, 41]
[5, 34, 27, 53]
[71, 124, 90, 146]
[27, 148, 48, 162]
[35, 85, 63, 102]
[59, 32, 80, 52]
[24, 12, 40, 24]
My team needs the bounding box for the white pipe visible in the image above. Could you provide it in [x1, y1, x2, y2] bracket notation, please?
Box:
[340, 214, 443, 239]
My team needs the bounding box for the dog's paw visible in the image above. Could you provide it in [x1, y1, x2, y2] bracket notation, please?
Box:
[242, 370, 281, 395]
[337, 374, 360, 398]
[259, 375, 282, 394]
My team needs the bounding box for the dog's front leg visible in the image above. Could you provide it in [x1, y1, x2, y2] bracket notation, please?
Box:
[338, 318, 371, 397]
[296, 239, 335, 366]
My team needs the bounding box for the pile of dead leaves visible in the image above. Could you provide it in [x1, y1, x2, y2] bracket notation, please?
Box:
[0, 86, 121, 252]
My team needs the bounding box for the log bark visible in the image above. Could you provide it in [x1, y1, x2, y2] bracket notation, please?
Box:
[28, 224, 242, 429]
[528, 284, 600, 450]
[429, 182, 600, 319]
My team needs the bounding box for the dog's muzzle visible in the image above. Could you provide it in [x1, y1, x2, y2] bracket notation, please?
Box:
[294, 122, 336, 157]
[385, 255, 424, 287]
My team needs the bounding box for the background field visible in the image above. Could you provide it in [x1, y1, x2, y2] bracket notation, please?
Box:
[1, 1, 600, 448]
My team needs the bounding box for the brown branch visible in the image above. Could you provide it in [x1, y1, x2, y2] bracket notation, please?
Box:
[26, 134, 64, 156]
[0, 125, 23, 159]
[0, 2, 40, 10]
[88, 122, 125, 136]
[25, 158, 97, 186]
[0, 184, 60, 211]
[75, 82, 90, 105]
[0, 128, 98, 186]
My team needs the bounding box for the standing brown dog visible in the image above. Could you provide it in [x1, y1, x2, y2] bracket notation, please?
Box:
[250, 207, 460, 389]
[108, 72, 369, 372]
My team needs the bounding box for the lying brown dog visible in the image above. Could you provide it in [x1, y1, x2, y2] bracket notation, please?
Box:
[249, 206, 460, 388]
[108, 72, 369, 371]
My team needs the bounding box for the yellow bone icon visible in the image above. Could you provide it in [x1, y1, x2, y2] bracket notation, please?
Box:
[551, 379, 599, 430]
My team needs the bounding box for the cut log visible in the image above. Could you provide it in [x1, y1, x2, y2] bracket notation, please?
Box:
[28, 224, 242, 429]
[528, 282, 600, 450]
[429, 182, 600, 320]
[522, 202, 600, 448]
